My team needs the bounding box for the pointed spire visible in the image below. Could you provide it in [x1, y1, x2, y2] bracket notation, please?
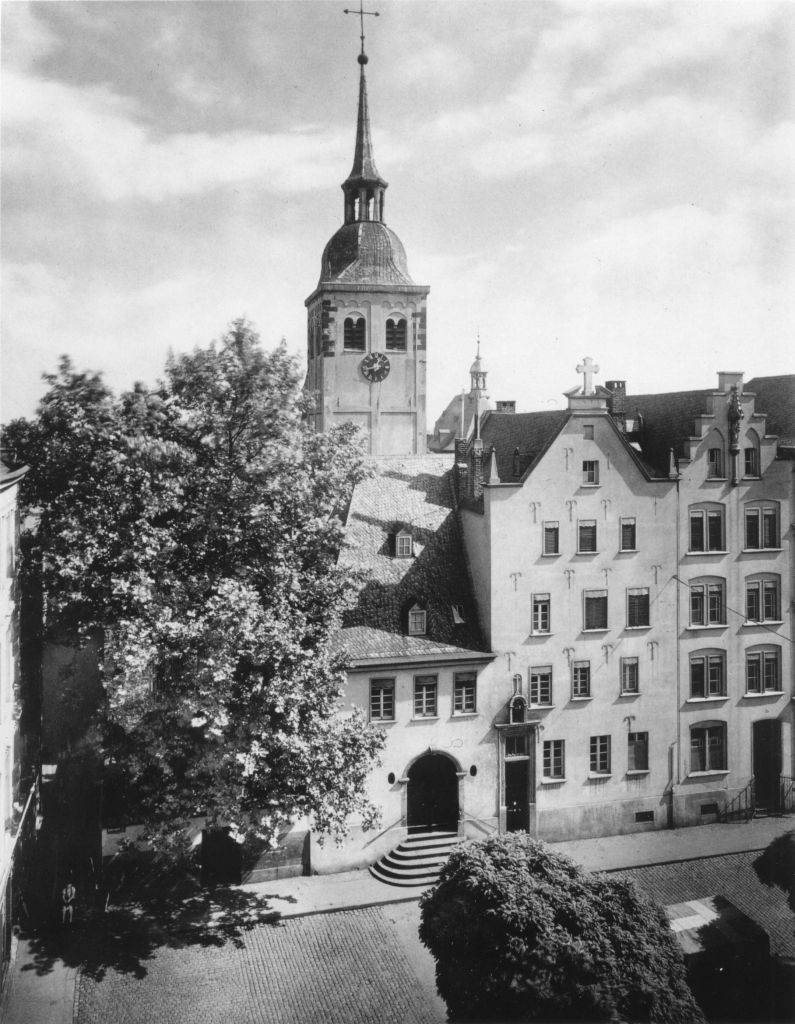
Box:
[342, 51, 388, 224]
[345, 59, 386, 188]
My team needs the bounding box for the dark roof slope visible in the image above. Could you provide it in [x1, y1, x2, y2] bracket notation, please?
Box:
[626, 389, 712, 473]
[479, 410, 569, 480]
[746, 375, 795, 442]
[336, 455, 489, 665]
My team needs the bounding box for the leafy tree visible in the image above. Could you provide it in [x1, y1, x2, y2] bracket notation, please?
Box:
[419, 834, 704, 1023]
[3, 320, 384, 860]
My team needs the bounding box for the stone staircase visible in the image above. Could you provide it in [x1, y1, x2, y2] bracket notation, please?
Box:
[369, 830, 461, 887]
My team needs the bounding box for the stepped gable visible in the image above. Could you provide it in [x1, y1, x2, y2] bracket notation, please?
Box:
[336, 454, 487, 664]
[746, 375, 795, 443]
[479, 409, 569, 480]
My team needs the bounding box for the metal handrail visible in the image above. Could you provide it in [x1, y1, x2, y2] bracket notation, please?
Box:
[722, 777, 755, 822]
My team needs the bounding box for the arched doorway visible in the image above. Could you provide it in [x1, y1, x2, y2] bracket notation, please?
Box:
[407, 754, 459, 833]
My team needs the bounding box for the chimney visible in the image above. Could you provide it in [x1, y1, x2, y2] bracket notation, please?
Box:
[454, 437, 469, 502]
[496, 400, 516, 414]
[471, 438, 484, 499]
[605, 380, 627, 432]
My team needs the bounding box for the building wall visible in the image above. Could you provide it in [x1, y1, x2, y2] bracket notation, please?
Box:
[672, 378, 793, 824]
[305, 286, 428, 456]
[312, 659, 496, 873]
[478, 407, 679, 841]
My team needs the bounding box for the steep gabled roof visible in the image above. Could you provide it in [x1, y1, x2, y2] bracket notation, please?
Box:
[479, 410, 569, 481]
[336, 455, 490, 666]
[626, 389, 713, 474]
[746, 375, 795, 443]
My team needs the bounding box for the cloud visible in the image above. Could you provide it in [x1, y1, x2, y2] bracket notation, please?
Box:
[2, 68, 350, 202]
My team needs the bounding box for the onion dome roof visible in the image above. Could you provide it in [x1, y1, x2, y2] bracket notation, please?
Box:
[320, 221, 414, 286]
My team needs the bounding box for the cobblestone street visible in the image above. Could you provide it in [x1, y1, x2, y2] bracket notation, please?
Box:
[76, 902, 446, 1024]
[72, 846, 795, 1024]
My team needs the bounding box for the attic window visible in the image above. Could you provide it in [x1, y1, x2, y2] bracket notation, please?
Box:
[395, 530, 413, 558]
[512, 448, 520, 476]
[407, 604, 427, 636]
[451, 604, 466, 624]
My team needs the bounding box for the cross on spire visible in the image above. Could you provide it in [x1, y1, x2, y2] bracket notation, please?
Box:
[344, 2, 380, 58]
[576, 356, 600, 395]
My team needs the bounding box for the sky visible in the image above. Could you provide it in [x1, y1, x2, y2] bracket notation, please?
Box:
[2, 0, 794, 426]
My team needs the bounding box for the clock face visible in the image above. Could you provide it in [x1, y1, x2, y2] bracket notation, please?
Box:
[361, 352, 391, 383]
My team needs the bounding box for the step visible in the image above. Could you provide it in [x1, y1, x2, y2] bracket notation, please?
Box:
[369, 863, 440, 887]
[378, 856, 447, 876]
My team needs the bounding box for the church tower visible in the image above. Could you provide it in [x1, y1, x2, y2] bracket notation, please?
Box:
[304, 41, 429, 456]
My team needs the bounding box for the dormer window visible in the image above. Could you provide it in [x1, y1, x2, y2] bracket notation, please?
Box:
[395, 529, 413, 558]
[512, 448, 521, 476]
[451, 604, 466, 624]
[407, 604, 427, 636]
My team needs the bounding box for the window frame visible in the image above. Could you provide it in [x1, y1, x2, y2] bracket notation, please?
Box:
[529, 667, 553, 707]
[453, 672, 477, 714]
[707, 447, 724, 479]
[343, 314, 366, 352]
[620, 657, 639, 695]
[745, 647, 781, 695]
[571, 660, 591, 699]
[690, 723, 727, 773]
[744, 503, 780, 550]
[385, 316, 407, 352]
[542, 739, 565, 780]
[626, 588, 650, 628]
[542, 521, 560, 556]
[628, 731, 649, 772]
[589, 734, 611, 776]
[689, 579, 726, 627]
[395, 531, 413, 558]
[413, 675, 438, 718]
[745, 575, 780, 623]
[532, 593, 551, 634]
[578, 519, 598, 553]
[689, 506, 725, 553]
[689, 651, 726, 699]
[369, 678, 395, 722]
[582, 460, 599, 485]
[407, 605, 427, 636]
[583, 590, 608, 631]
[619, 517, 637, 552]
[743, 446, 760, 477]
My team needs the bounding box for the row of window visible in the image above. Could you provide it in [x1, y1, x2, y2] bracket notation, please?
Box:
[576, 447, 764, 488]
[688, 575, 781, 626]
[342, 316, 408, 352]
[528, 733, 650, 777]
[370, 673, 476, 722]
[532, 589, 647, 632]
[541, 504, 780, 556]
[689, 504, 779, 551]
[531, 573, 781, 636]
[543, 518, 637, 555]
[535, 723, 727, 779]
[688, 647, 783, 698]
[707, 446, 761, 479]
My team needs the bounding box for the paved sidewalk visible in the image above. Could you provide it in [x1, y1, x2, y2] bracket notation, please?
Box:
[0, 932, 78, 1024]
[240, 815, 795, 917]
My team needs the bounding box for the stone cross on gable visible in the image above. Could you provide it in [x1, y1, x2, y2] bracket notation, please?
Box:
[576, 356, 600, 395]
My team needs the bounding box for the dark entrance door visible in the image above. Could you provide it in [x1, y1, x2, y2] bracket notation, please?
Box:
[407, 754, 459, 833]
[753, 720, 782, 811]
[505, 760, 530, 832]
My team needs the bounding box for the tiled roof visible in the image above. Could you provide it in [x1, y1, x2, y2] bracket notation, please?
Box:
[626, 389, 713, 474]
[320, 222, 413, 286]
[479, 410, 569, 480]
[335, 455, 490, 665]
[746, 375, 795, 442]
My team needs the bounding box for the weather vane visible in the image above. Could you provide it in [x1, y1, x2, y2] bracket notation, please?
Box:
[344, 2, 380, 58]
